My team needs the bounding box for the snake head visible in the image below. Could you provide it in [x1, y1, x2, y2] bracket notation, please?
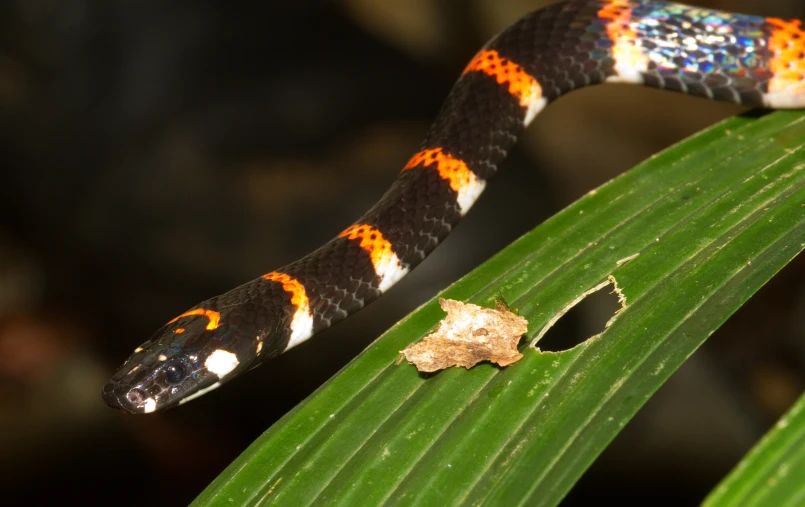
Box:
[102, 307, 253, 413]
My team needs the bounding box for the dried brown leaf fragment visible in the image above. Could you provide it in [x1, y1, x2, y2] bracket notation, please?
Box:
[402, 298, 529, 373]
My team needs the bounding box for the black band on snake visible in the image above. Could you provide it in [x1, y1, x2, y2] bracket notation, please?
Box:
[103, 0, 805, 413]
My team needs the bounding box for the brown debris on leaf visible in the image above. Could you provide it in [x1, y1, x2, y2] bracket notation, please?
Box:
[402, 298, 529, 373]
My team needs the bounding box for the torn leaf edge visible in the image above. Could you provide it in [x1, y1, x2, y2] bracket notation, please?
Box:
[530, 275, 627, 350]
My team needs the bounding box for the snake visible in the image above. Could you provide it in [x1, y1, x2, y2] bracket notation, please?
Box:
[103, 0, 805, 414]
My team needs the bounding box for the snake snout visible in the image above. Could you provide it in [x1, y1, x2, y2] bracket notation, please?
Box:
[102, 380, 142, 414]
[102, 381, 124, 410]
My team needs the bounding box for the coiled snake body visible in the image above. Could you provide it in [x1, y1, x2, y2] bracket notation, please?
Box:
[103, 0, 805, 413]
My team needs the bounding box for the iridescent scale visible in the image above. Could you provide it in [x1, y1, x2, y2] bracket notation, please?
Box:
[627, 1, 772, 104]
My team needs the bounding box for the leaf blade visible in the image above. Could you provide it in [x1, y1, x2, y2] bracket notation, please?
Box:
[193, 110, 805, 507]
[704, 392, 805, 507]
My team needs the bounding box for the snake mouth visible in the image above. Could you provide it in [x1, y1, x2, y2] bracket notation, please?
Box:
[103, 367, 207, 413]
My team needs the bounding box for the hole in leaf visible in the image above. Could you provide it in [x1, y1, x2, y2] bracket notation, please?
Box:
[534, 279, 623, 352]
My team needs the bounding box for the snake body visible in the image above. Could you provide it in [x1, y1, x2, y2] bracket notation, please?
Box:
[104, 0, 805, 413]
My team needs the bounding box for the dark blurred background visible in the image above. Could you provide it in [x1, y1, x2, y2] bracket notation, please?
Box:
[1, 0, 803, 505]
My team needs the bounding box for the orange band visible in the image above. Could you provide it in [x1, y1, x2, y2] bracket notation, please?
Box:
[402, 148, 477, 195]
[262, 271, 311, 313]
[167, 308, 221, 331]
[339, 224, 397, 268]
[462, 49, 542, 107]
[766, 18, 805, 95]
[599, 0, 648, 73]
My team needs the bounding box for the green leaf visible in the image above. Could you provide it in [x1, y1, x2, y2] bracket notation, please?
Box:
[193, 110, 805, 507]
[704, 391, 805, 507]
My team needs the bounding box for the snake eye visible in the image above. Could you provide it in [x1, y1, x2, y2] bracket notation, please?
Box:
[164, 362, 187, 385]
